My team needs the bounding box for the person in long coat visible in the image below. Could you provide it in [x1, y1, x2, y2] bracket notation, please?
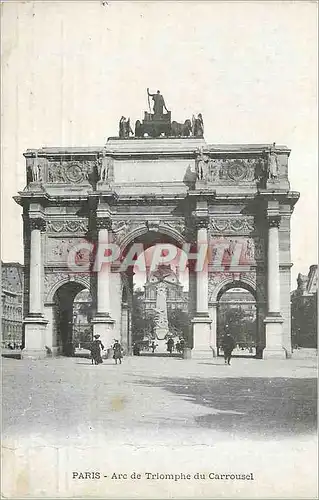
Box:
[221, 331, 235, 365]
[90, 334, 104, 365]
[113, 340, 123, 365]
[166, 337, 174, 354]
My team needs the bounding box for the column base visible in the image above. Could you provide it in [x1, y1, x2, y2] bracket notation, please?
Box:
[91, 315, 115, 355]
[191, 316, 214, 359]
[21, 349, 49, 360]
[263, 348, 287, 360]
[22, 316, 49, 359]
[263, 314, 286, 359]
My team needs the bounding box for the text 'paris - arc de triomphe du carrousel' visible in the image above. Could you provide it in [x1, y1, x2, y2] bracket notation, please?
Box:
[15, 89, 299, 360]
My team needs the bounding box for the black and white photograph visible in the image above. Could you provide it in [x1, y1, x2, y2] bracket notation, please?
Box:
[1, 1, 318, 498]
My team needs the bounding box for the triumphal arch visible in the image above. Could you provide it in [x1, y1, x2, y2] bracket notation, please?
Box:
[15, 91, 299, 359]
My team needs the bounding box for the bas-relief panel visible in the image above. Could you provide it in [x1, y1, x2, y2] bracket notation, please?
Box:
[113, 159, 195, 183]
[45, 237, 89, 265]
[47, 161, 95, 183]
[209, 236, 265, 266]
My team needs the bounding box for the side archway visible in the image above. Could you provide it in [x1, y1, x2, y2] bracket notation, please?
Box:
[45, 275, 90, 304]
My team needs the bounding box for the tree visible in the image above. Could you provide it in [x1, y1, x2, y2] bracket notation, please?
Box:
[167, 307, 192, 347]
[291, 292, 317, 348]
[131, 289, 156, 341]
[167, 308, 190, 335]
[218, 306, 256, 346]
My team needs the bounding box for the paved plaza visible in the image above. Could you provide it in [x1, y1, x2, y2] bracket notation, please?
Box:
[2, 353, 317, 498]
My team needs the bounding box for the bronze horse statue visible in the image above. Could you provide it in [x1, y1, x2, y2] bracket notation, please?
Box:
[171, 119, 192, 137]
[135, 120, 143, 137]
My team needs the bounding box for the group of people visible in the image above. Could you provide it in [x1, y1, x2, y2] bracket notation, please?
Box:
[2, 341, 22, 350]
[166, 337, 185, 354]
[90, 329, 237, 366]
[90, 335, 123, 365]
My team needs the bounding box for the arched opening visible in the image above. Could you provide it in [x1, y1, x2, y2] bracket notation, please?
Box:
[53, 282, 92, 356]
[120, 229, 190, 356]
[217, 283, 257, 358]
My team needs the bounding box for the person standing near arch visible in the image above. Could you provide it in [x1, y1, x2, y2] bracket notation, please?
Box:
[90, 334, 104, 365]
[112, 339, 123, 365]
[221, 327, 235, 365]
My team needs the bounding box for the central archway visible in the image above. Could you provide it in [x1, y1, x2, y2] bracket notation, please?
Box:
[217, 282, 257, 357]
[119, 228, 190, 356]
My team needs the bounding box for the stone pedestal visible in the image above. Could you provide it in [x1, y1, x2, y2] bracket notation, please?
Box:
[22, 316, 49, 359]
[92, 314, 115, 355]
[263, 315, 286, 359]
[155, 328, 169, 352]
[192, 316, 213, 358]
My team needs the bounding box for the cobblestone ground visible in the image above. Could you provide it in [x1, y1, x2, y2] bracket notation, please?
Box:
[2, 354, 318, 499]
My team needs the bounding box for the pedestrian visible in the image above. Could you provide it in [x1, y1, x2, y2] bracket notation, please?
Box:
[221, 331, 235, 365]
[166, 337, 174, 354]
[133, 342, 141, 356]
[113, 339, 123, 365]
[90, 334, 104, 365]
[151, 341, 158, 353]
[179, 337, 185, 352]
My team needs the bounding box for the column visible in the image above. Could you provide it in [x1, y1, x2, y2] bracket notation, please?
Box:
[97, 223, 111, 316]
[208, 302, 218, 357]
[191, 218, 212, 358]
[268, 217, 281, 314]
[121, 303, 129, 354]
[23, 218, 48, 359]
[263, 215, 285, 359]
[29, 222, 43, 315]
[92, 217, 115, 354]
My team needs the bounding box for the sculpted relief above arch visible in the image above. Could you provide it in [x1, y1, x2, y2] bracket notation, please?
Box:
[111, 219, 186, 246]
[208, 270, 266, 304]
[44, 272, 90, 303]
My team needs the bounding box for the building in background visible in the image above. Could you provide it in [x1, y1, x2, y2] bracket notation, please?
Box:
[291, 265, 318, 348]
[1, 262, 24, 345]
[143, 265, 188, 314]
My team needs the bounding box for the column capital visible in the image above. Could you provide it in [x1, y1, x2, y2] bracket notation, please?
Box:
[267, 215, 281, 228]
[29, 217, 46, 231]
[196, 217, 209, 230]
[96, 217, 112, 231]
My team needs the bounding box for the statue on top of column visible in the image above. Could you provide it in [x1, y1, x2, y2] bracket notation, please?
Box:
[98, 150, 113, 182]
[29, 152, 42, 183]
[268, 142, 279, 180]
[196, 148, 210, 181]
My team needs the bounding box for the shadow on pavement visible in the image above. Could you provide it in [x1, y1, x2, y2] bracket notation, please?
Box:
[135, 376, 317, 438]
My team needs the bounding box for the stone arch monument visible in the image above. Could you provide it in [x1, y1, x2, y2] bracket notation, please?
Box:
[15, 94, 299, 359]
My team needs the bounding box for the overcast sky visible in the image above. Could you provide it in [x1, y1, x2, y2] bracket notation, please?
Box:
[1, 1, 317, 289]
